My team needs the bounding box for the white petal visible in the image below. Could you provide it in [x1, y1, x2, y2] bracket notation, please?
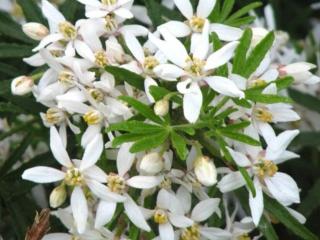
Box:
[191, 198, 220, 222]
[95, 201, 117, 228]
[80, 134, 103, 171]
[265, 172, 300, 205]
[87, 180, 126, 202]
[193, 21, 210, 60]
[168, 213, 193, 228]
[183, 83, 203, 123]
[23, 53, 45, 67]
[173, 0, 193, 19]
[42, 0, 65, 25]
[42, 233, 71, 240]
[286, 207, 306, 224]
[158, 21, 191, 38]
[33, 34, 64, 52]
[124, 194, 151, 231]
[197, 0, 216, 18]
[200, 227, 232, 240]
[127, 176, 163, 189]
[50, 126, 72, 167]
[204, 76, 244, 98]
[157, 189, 183, 214]
[124, 32, 145, 63]
[218, 171, 246, 193]
[114, 8, 134, 19]
[159, 222, 174, 240]
[117, 143, 135, 177]
[281, 62, 316, 74]
[84, 165, 108, 183]
[205, 41, 239, 70]
[71, 187, 88, 234]
[153, 64, 184, 81]
[227, 147, 251, 167]
[22, 167, 65, 183]
[74, 40, 95, 62]
[210, 23, 243, 41]
[249, 178, 263, 226]
[176, 186, 192, 213]
[81, 125, 101, 148]
[144, 77, 158, 103]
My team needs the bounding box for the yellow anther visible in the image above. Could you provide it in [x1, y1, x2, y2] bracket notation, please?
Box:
[45, 108, 65, 125]
[105, 14, 118, 32]
[188, 16, 205, 32]
[237, 233, 251, 240]
[89, 88, 104, 102]
[102, 0, 117, 5]
[83, 109, 103, 125]
[65, 168, 83, 186]
[181, 224, 200, 240]
[95, 51, 109, 68]
[256, 160, 278, 178]
[58, 21, 77, 40]
[254, 107, 273, 123]
[143, 56, 159, 71]
[107, 174, 126, 194]
[153, 209, 168, 224]
[58, 70, 76, 86]
[185, 56, 205, 76]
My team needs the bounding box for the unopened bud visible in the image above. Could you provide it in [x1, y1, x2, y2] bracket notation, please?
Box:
[140, 152, 164, 175]
[22, 22, 49, 41]
[49, 184, 67, 208]
[154, 99, 169, 116]
[11, 76, 34, 95]
[194, 156, 217, 187]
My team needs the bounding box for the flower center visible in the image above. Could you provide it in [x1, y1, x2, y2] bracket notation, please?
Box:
[185, 56, 205, 76]
[58, 21, 77, 40]
[95, 51, 109, 67]
[153, 209, 168, 224]
[102, 0, 117, 5]
[89, 88, 104, 102]
[12, 3, 23, 18]
[83, 109, 103, 125]
[256, 160, 278, 178]
[45, 107, 65, 124]
[181, 224, 200, 240]
[65, 167, 83, 186]
[58, 70, 76, 86]
[188, 16, 205, 32]
[107, 174, 126, 194]
[71, 236, 80, 240]
[237, 234, 251, 240]
[254, 107, 273, 123]
[105, 14, 118, 32]
[249, 79, 267, 88]
[143, 56, 159, 71]
[159, 177, 172, 190]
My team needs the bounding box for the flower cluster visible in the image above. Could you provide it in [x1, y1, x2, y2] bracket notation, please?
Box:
[14, 0, 320, 239]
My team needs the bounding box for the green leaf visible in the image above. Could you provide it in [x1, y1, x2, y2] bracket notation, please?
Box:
[289, 88, 320, 114]
[60, 0, 81, 22]
[274, 76, 294, 91]
[144, 0, 163, 26]
[232, 98, 252, 108]
[0, 62, 23, 77]
[226, 16, 256, 27]
[264, 196, 319, 240]
[16, 0, 47, 24]
[239, 167, 256, 197]
[245, 91, 292, 104]
[105, 66, 144, 90]
[0, 12, 33, 44]
[119, 96, 163, 124]
[108, 120, 163, 133]
[149, 85, 182, 104]
[292, 132, 320, 147]
[0, 102, 24, 114]
[0, 43, 32, 58]
[112, 133, 147, 147]
[224, 121, 251, 131]
[219, 0, 235, 22]
[219, 130, 261, 146]
[171, 131, 188, 160]
[258, 215, 279, 240]
[298, 178, 320, 218]
[211, 33, 228, 77]
[242, 31, 275, 78]
[233, 28, 252, 75]
[225, 2, 262, 23]
[130, 130, 169, 153]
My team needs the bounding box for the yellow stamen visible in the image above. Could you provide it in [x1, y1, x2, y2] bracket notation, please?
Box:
[45, 108, 65, 124]
[107, 174, 126, 194]
[181, 224, 200, 240]
[58, 70, 76, 86]
[89, 88, 104, 102]
[105, 14, 118, 32]
[188, 16, 205, 32]
[58, 21, 77, 40]
[65, 168, 83, 186]
[185, 56, 205, 76]
[102, 0, 117, 5]
[237, 233, 251, 240]
[83, 109, 103, 125]
[143, 56, 159, 71]
[256, 160, 278, 178]
[254, 107, 273, 123]
[95, 51, 109, 68]
[153, 209, 168, 224]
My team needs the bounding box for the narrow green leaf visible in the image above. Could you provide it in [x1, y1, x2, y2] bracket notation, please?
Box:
[224, 121, 251, 131]
[219, 0, 235, 22]
[0, 102, 24, 113]
[239, 167, 256, 197]
[108, 120, 163, 133]
[16, 0, 47, 24]
[60, 0, 81, 22]
[243, 31, 275, 78]
[264, 196, 319, 240]
[211, 33, 228, 77]
[112, 133, 147, 147]
[0, 43, 32, 58]
[226, 16, 256, 27]
[233, 28, 252, 75]
[0, 62, 23, 77]
[289, 89, 320, 114]
[232, 98, 252, 108]
[149, 85, 182, 104]
[298, 178, 320, 218]
[171, 131, 188, 160]
[258, 215, 279, 240]
[274, 76, 294, 91]
[219, 130, 261, 146]
[130, 130, 169, 153]
[119, 96, 163, 124]
[105, 66, 144, 90]
[225, 2, 262, 22]
[144, 0, 163, 26]
[246, 92, 292, 104]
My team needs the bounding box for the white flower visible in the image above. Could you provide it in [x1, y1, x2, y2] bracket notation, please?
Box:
[11, 76, 34, 95]
[140, 152, 165, 175]
[218, 129, 300, 225]
[279, 62, 320, 85]
[22, 126, 106, 233]
[149, 26, 243, 122]
[194, 156, 217, 187]
[158, 0, 242, 42]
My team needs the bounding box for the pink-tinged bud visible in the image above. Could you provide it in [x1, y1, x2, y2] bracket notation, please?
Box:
[11, 76, 34, 95]
[22, 22, 49, 41]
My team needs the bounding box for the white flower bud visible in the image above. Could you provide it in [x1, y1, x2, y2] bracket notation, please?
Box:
[11, 76, 34, 95]
[251, 27, 269, 47]
[154, 99, 169, 116]
[49, 184, 67, 208]
[22, 22, 49, 41]
[140, 152, 164, 175]
[194, 156, 217, 187]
